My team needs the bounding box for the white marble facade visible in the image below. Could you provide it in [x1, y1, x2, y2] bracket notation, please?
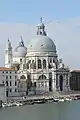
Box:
[4, 18, 70, 96]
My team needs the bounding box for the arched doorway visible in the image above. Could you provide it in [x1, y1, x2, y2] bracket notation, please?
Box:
[59, 75, 63, 91]
[38, 75, 47, 92]
[27, 74, 32, 89]
[20, 75, 26, 79]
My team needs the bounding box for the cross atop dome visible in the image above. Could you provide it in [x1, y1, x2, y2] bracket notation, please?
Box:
[37, 17, 47, 36]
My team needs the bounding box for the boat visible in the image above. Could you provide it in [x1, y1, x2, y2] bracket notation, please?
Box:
[34, 100, 45, 104]
[73, 97, 78, 100]
[65, 97, 72, 101]
[2, 103, 8, 108]
[58, 98, 64, 102]
[7, 103, 13, 107]
[53, 98, 59, 102]
[15, 102, 23, 106]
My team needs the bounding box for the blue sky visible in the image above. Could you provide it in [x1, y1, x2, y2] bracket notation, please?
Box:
[0, 0, 80, 23]
[0, 0, 80, 69]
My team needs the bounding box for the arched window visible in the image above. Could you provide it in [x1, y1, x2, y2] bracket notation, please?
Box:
[43, 59, 46, 69]
[50, 58, 52, 63]
[39, 75, 46, 80]
[38, 59, 42, 69]
[20, 75, 26, 79]
[53, 59, 55, 63]
[20, 58, 22, 62]
[28, 60, 31, 63]
[26, 60, 31, 69]
[27, 63, 29, 69]
[6, 81, 8, 86]
[32, 60, 34, 63]
[32, 62, 36, 69]
[31, 60, 36, 69]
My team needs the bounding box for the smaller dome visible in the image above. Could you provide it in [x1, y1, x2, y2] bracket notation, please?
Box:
[13, 37, 27, 57]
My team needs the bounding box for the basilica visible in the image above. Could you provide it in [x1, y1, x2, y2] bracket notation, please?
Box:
[4, 18, 70, 97]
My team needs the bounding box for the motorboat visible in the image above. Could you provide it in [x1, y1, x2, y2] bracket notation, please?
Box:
[65, 97, 72, 101]
[34, 100, 45, 104]
[7, 103, 13, 107]
[59, 98, 64, 102]
[2, 103, 8, 108]
[53, 98, 59, 102]
[15, 102, 23, 106]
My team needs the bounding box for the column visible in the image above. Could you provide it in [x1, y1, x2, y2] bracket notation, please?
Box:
[47, 57, 49, 70]
[68, 74, 70, 91]
[52, 71, 56, 91]
[64, 74, 67, 91]
[57, 75, 60, 91]
[36, 56, 38, 70]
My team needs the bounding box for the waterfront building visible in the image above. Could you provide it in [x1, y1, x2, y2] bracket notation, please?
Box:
[70, 70, 80, 91]
[0, 84, 6, 102]
[0, 18, 70, 97]
[0, 73, 6, 102]
[0, 68, 17, 97]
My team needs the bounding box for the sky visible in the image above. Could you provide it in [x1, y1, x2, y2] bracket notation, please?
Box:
[0, 0, 80, 69]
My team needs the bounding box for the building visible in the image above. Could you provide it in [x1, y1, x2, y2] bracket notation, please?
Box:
[0, 84, 6, 102]
[70, 70, 80, 91]
[0, 74, 6, 102]
[0, 67, 17, 97]
[1, 18, 70, 97]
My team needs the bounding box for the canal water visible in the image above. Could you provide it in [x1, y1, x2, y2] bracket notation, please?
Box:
[0, 100, 80, 120]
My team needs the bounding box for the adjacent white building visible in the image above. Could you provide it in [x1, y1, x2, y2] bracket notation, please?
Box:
[0, 68, 17, 97]
[1, 18, 70, 97]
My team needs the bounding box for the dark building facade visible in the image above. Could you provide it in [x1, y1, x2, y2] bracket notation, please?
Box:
[70, 70, 80, 91]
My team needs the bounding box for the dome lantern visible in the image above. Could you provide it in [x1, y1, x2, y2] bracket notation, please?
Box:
[37, 17, 47, 36]
[27, 18, 57, 55]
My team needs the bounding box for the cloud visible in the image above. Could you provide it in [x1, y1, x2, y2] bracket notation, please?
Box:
[0, 18, 80, 70]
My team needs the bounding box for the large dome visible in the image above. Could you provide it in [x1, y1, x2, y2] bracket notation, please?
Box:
[27, 18, 56, 53]
[27, 35, 56, 52]
[13, 37, 27, 57]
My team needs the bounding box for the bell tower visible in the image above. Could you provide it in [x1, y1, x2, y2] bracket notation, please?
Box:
[5, 38, 12, 68]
